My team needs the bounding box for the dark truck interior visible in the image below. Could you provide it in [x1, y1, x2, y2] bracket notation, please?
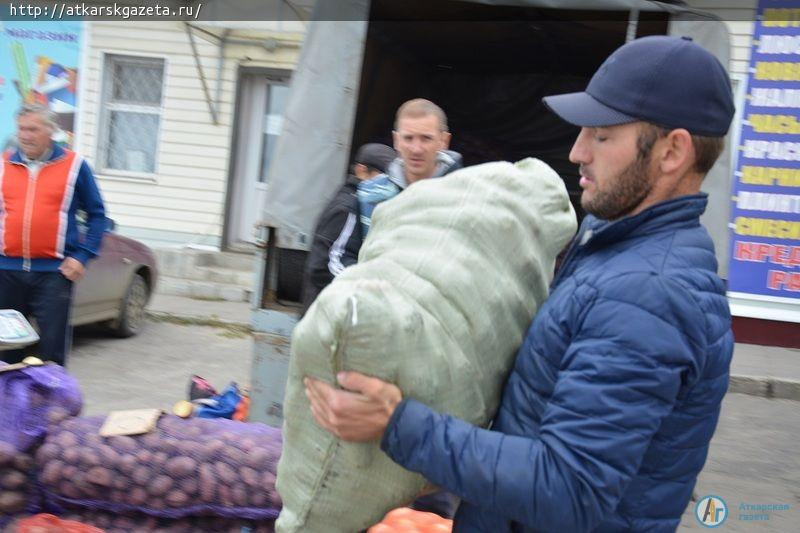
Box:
[276, 0, 673, 303]
[352, 0, 671, 221]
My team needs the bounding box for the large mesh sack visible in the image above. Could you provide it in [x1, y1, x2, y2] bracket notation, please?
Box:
[0, 362, 82, 452]
[276, 158, 578, 532]
[36, 415, 282, 520]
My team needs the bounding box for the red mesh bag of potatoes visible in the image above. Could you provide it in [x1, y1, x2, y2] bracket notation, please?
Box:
[13, 513, 104, 533]
[368, 507, 453, 533]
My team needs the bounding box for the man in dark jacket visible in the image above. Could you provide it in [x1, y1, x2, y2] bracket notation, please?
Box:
[301, 143, 396, 313]
[305, 36, 736, 532]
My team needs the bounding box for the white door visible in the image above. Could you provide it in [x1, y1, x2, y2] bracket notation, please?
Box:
[228, 73, 291, 247]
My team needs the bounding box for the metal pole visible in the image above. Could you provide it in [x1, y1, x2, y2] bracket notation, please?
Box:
[215, 29, 230, 118]
[184, 22, 219, 125]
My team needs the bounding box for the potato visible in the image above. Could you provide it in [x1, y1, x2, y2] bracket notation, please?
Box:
[59, 479, 82, 499]
[97, 444, 120, 465]
[117, 453, 137, 475]
[152, 451, 169, 466]
[198, 464, 216, 503]
[158, 438, 180, 454]
[62, 446, 81, 464]
[62, 464, 78, 480]
[141, 433, 162, 448]
[179, 476, 198, 496]
[47, 406, 72, 425]
[240, 466, 259, 487]
[231, 486, 248, 507]
[148, 497, 166, 510]
[35, 442, 59, 463]
[270, 487, 282, 507]
[128, 487, 148, 506]
[222, 446, 245, 466]
[217, 484, 234, 507]
[199, 439, 225, 461]
[85, 466, 113, 487]
[249, 490, 268, 507]
[150, 475, 173, 497]
[109, 435, 138, 453]
[59, 417, 80, 431]
[0, 491, 26, 513]
[132, 465, 152, 486]
[0, 469, 27, 490]
[176, 440, 196, 457]
[55, 431, 79, 448]
[28, 387, 47, 407]
[12, 452, 33, 471]
[238, 438, 256, 452]
[74, 474, 101, 499]
[214, 461, 237, 485]
[136, 449, 153, 463]
[40, 460, 64, 486]
[165, 456, 197, 478]
[261, 470, 276, 488]
[184, 425, 202, 438]
[79, 448, 101, 467]
[0, 441, 16, 467]
[245, 447, 270, 469]
[165, 489, 189, 507]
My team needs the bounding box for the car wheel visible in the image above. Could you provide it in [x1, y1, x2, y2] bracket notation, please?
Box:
[110, 273, 148, 337]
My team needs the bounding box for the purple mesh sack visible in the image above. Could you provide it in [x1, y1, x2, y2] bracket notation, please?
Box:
[37, 414, 282, 520]
[0, 362, 83, 453]
[0, 362, 79, 528]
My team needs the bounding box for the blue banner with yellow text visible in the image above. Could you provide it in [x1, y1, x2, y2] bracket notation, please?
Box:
[728, 0, 800, 300]
[0, 21, 83, 152]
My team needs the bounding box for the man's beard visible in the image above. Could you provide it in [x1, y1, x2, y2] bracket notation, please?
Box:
[581, 151, 655, 221]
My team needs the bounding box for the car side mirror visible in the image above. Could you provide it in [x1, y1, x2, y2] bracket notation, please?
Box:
[105, 217, 116, 232]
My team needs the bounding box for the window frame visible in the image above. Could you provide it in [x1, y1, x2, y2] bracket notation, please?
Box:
[96, 52, 167, 180]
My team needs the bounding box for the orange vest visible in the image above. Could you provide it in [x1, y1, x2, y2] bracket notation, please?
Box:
[1, 149, 82, 260]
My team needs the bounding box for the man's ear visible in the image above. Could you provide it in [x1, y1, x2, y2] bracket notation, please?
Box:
[659, 128, 694, 175]
[392, 130, 399, 151]
[356, 163, 373, 180]
[440, 131, 452, 150]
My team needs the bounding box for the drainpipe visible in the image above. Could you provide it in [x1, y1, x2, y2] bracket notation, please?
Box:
[627, 9, 640, 42]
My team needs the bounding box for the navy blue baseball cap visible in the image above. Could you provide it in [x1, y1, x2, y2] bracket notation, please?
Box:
[543, 36, 735, 137]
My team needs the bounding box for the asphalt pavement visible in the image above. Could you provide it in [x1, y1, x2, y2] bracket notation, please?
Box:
[69, 319, 252, 417]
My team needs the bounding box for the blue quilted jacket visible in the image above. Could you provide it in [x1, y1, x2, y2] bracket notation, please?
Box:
[382, 194, 733, 532]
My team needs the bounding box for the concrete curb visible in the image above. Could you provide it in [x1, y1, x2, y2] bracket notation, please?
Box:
[729, 374, 800, 402]
[145, 310, 252, 332]
[145, 310, 800, 402]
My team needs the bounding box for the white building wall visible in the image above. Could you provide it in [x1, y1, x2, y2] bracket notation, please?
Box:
[77, 21, 303, 248]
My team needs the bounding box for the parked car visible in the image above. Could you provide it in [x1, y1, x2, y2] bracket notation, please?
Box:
[71, 218, 158, 337]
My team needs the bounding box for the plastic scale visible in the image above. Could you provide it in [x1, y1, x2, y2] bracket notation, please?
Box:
[0, 309, 39, 350]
